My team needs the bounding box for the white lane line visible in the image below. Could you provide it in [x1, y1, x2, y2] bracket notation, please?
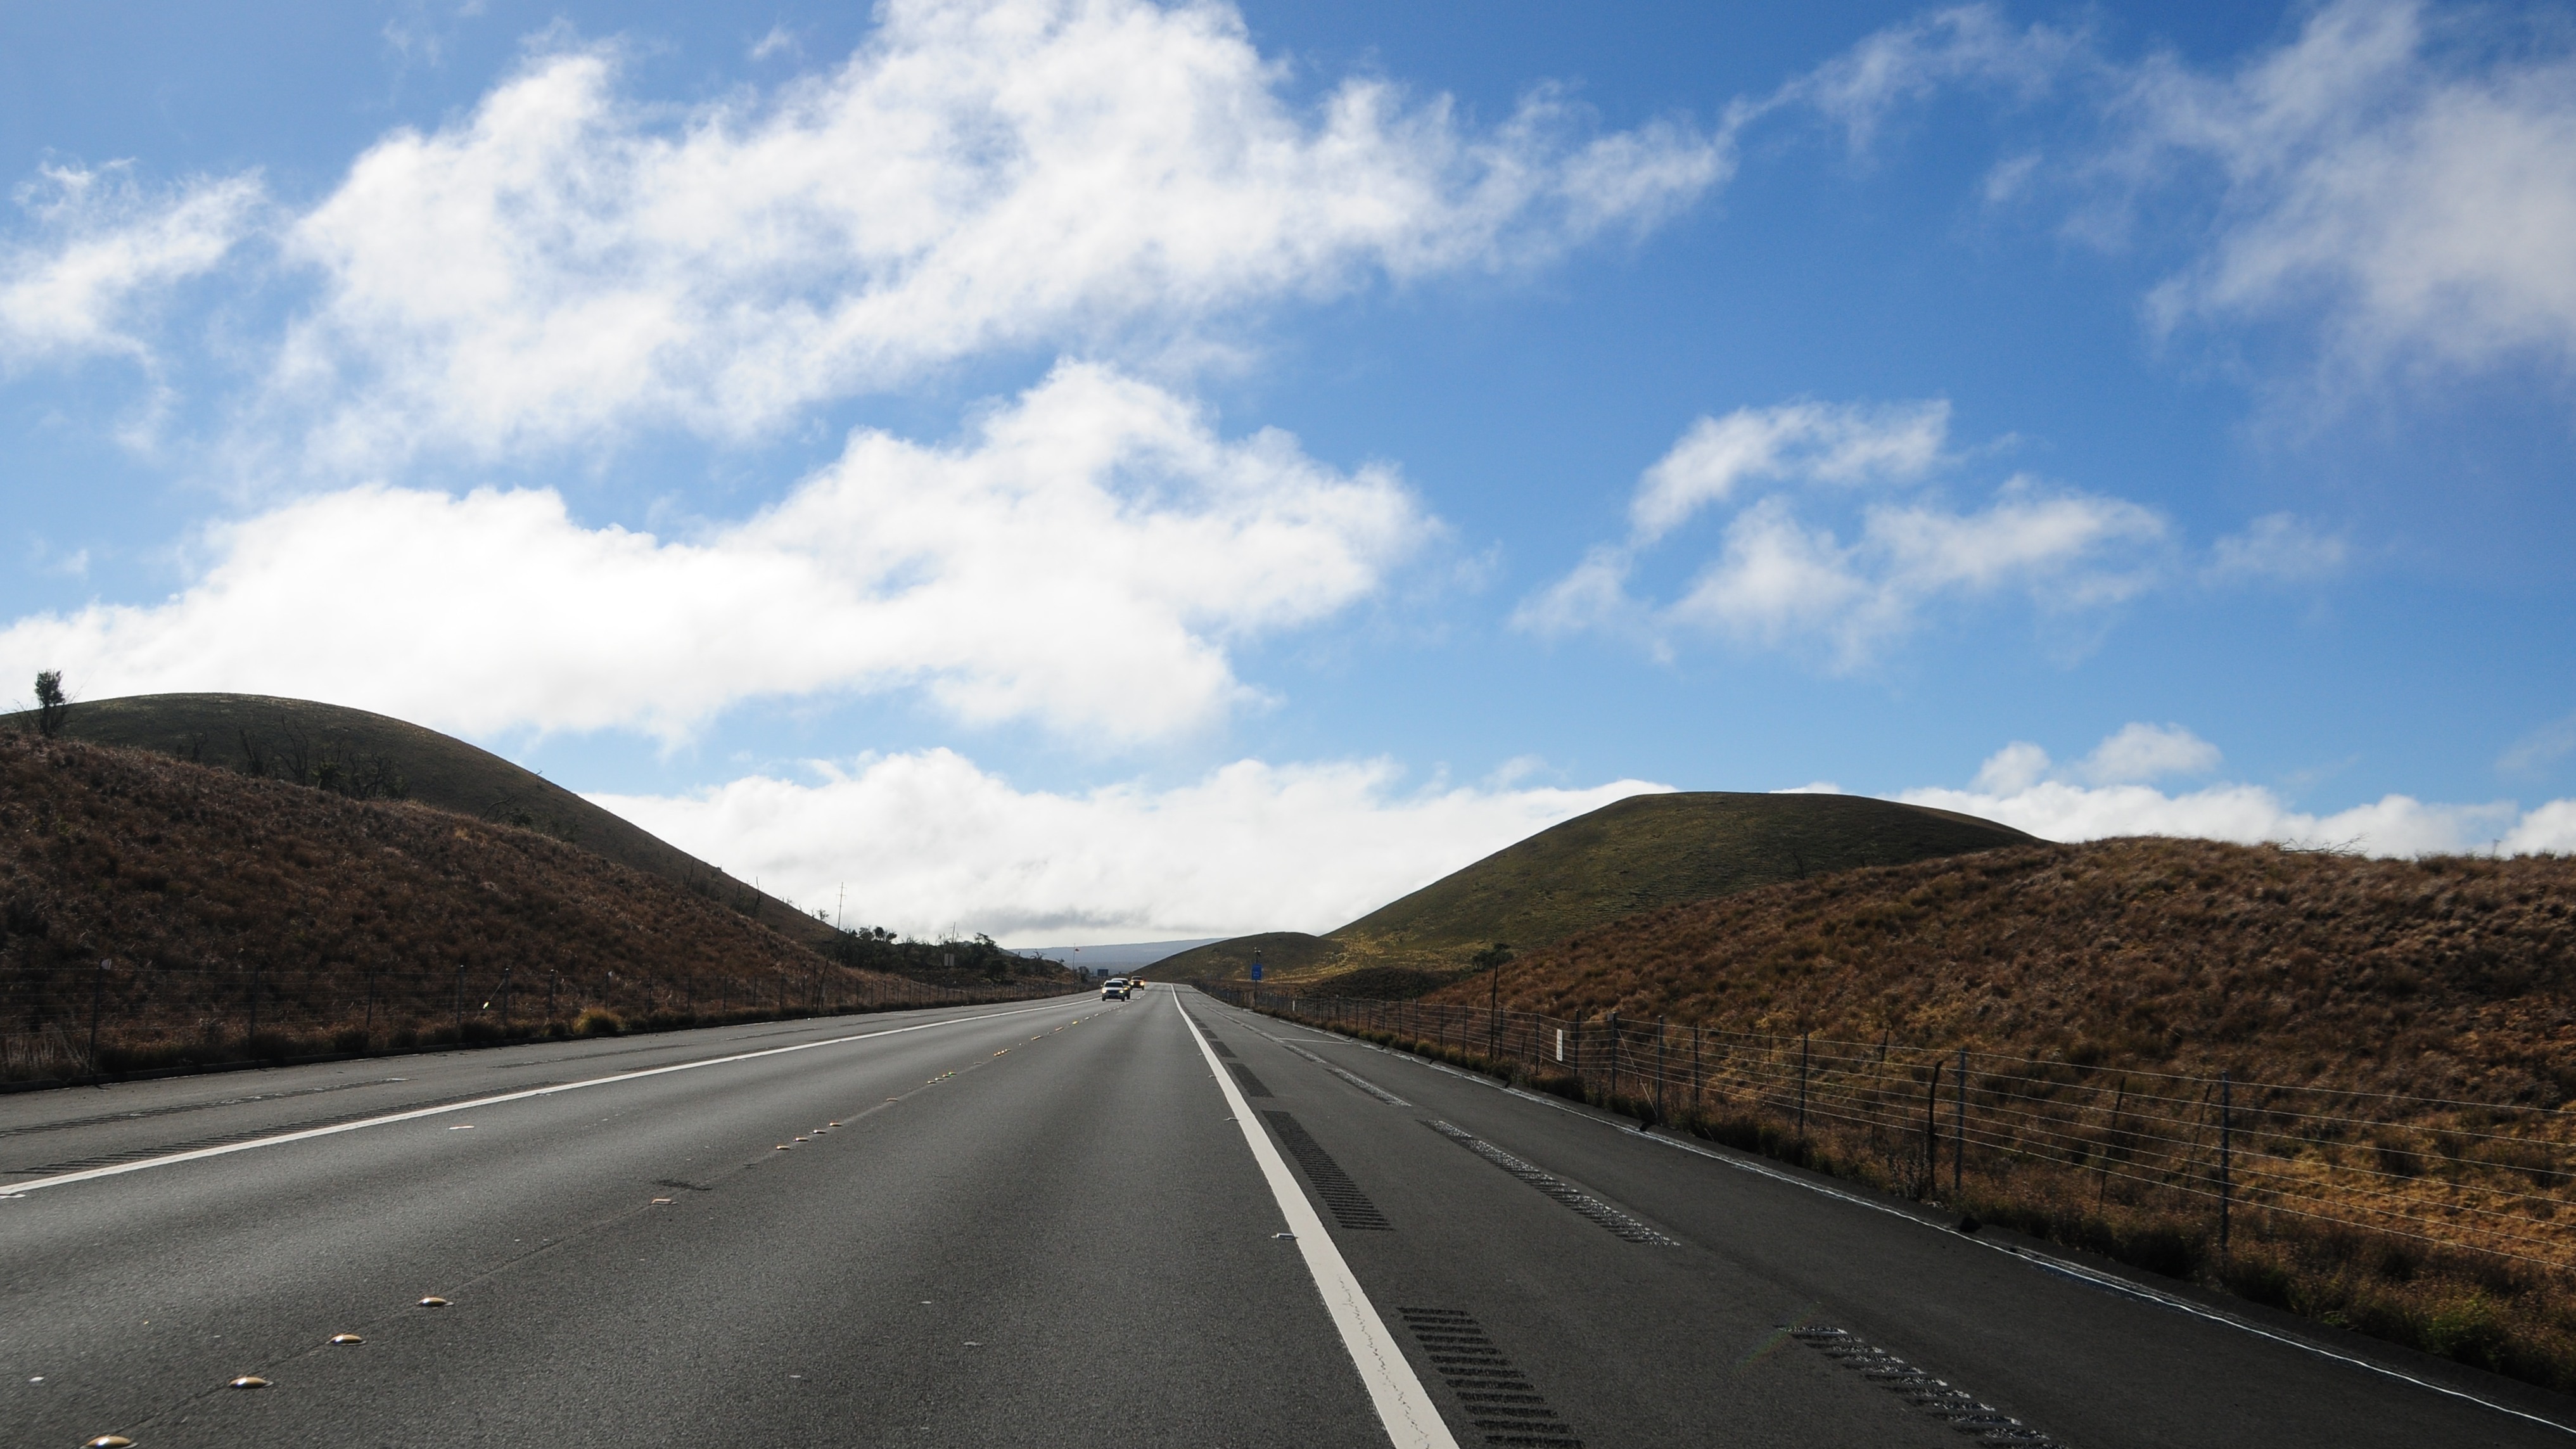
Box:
[3, 999, 1080, 1197]
[1175, 995, 1457, 1449]
[1218, 1003, 2576, 1439]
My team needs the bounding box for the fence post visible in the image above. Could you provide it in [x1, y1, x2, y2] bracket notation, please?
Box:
[1607, 1012, 1621, 1107]
[1954, 1047, 1968, 1198]
[1797, 1032, 1809, 1145]
[87, 959, 108, 1083]
[365, 964, 380, 1036]
[2100, 1077, 2125, 1208]
[248, 957, 264, 1058]
[1925, 1057, 1942, 1200]
[452, 964, 464, 1038]
[1655, 1020, 1667, 1127]
[1691, 1025, 1702, 1119]
[2219, 1069, 2233, 1253]
[498, 966, 513, 1031]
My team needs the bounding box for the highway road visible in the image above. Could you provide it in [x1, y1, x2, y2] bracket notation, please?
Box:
[3, 985, 2570, 1448]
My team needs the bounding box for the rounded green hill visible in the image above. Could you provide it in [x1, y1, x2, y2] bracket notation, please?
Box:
[1161, 790, 2031, 993]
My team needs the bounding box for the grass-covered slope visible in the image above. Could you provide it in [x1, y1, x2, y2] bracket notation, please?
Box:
[0, 731, 983, 1080]
[14, 692, 840, 952]
[1400, 838, 2576, 1389]
[1162, 791, 2031, 990]
[1428, 836, 2576, 1097]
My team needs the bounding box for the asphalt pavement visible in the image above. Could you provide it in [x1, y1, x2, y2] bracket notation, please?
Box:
[2, 985, 2568, 1448]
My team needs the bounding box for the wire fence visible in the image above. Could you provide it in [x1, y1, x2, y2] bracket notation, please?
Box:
[3, 957, 1070, 1087]
[1204, 987, 2576, 1275]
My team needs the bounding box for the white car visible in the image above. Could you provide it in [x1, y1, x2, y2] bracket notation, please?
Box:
[1100, 978, 1130, 1000]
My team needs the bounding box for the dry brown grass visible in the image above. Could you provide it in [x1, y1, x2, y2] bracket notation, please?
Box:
[1, 732, 1058, 1080]
[1439, 837, 2576, 1101]
[1384, 836, 2576, 1388]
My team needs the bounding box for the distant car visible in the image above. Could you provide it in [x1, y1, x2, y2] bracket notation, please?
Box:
[1100, 978, 1130, 1000]
[1127, 978, 1146, 994]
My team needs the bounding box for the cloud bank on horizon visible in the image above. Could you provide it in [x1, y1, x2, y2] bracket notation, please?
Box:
[2, 0, 2572, 944]
[597, 719, 2576, 943]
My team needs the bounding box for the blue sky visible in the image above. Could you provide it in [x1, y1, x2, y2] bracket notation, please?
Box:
[4, 0, 2573, 942]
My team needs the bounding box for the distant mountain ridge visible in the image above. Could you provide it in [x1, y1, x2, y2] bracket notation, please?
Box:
[1159, 791, 2032, 993]
[1014, 938, 1226, 970]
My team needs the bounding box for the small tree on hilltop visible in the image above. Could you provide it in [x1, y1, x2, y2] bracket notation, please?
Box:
[33, 670, 67, 738]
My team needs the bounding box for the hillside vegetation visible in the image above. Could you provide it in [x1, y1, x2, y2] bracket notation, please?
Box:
[1379, 837, 2576, 1387]
[1163, 792, 2030, 991]
[13, 692, 846, 953]
[0, 731, 1063, 1081]
[1426, 836, 2576, 1101]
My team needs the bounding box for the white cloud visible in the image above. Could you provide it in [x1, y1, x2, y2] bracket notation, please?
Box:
[590, 748, 1669, 942]
[1662, 496, 1873, 648]
[1528, 385, 2344, 667]
[1961, 724, 2222, 795]
[267, 0, 1725, 467]
[1523, 399, 2167, 665]
[1509, 543, 1642, 639]
[0, 164, 264, 371]
[2504, 800, 2576, 855]
[1524, 398, 2167, 664]
[2117, 0, 2576, 376]
[2499, 713, 2576, 777]
[1760, 4, 2082, 152]
[2077, 721, 2221, 784]
[1880, 722, 2571, 857]
[1628, 399, 1949, 541]
[1899, 776, 2525, 857]
[1970, 740, 2050, 794]
[0, 362, 1425, 743]
[2203, 512, 2347, 584]
[1771, 1, 2576, 388]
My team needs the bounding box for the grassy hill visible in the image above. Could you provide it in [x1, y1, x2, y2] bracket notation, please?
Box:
[1424, 836, 2576, 1094]
[1161, 791, 2031, 992]
[10, 692, 845, 952]
[1401, 836, 2576, 1388]
[0, 731, 1063, 1082]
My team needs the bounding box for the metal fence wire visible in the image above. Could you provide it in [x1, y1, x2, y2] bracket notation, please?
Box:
[1206, 987, 2575, 1274]
[3, 957, 1062, 1086]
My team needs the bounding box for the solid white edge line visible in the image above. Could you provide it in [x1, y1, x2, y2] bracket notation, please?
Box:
[1175, 992, 1457, 1449]
[1215, 1005, 2576, 1439]
[3, 999, 1081, 1197]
